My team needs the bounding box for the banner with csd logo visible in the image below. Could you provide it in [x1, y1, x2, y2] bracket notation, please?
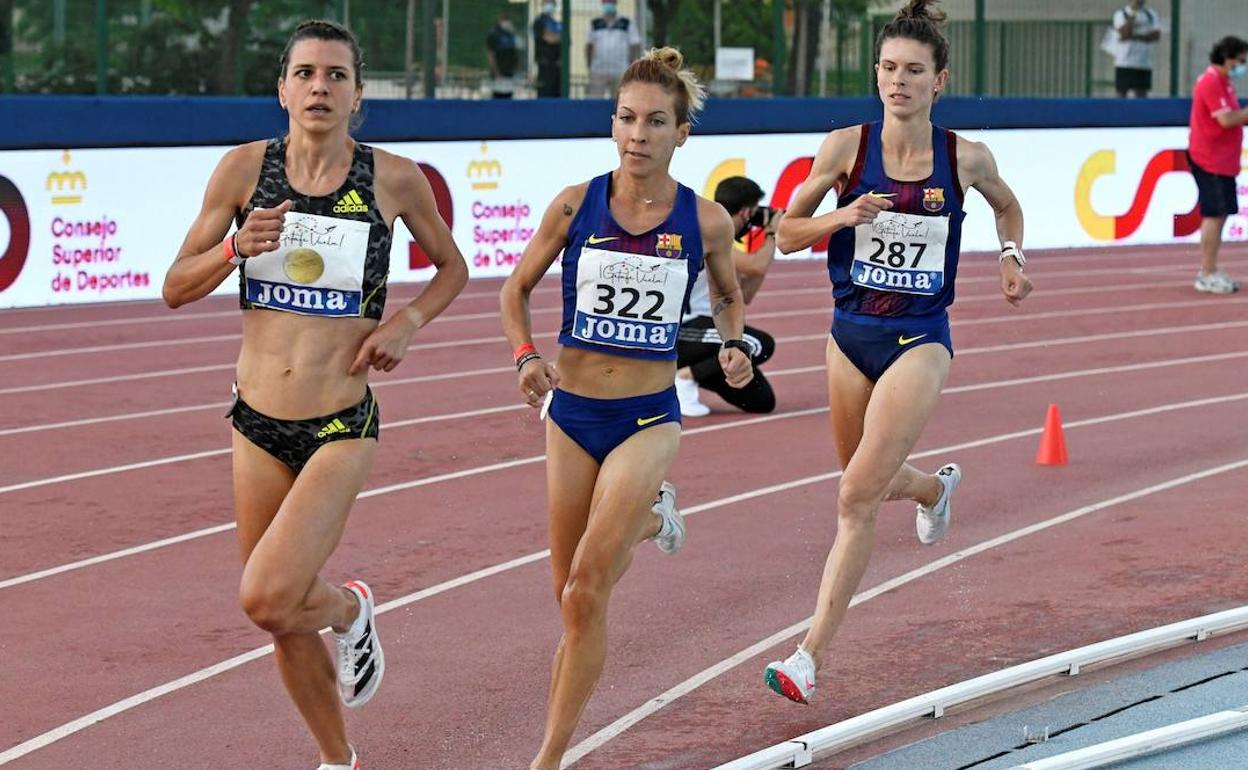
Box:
[1, 126, 1243, 309]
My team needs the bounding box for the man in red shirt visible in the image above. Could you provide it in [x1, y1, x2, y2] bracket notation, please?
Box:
[1188, 36, 1248, 294]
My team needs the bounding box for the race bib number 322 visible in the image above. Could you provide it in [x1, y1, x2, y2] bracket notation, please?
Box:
[852, 211, 949, 296]
[572, 247, 689, 352]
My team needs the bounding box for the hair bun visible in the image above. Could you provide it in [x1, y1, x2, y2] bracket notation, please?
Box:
[898, 0, 947, 25]
[646, 46, 685, 72]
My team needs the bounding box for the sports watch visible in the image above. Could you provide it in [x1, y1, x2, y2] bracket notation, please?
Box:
[999, 240, 1025, 269]
[721, 339, 751, 355]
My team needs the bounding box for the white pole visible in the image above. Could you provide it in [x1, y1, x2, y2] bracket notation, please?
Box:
[819, 0, 831, 96]
[714, 0, 721, 54]
[441, 0, 450, 94]
[636, 0, 647, 48]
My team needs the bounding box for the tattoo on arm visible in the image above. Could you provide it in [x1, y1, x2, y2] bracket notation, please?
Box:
[712, 296, 735, 316]
[562, 204, 573, 216]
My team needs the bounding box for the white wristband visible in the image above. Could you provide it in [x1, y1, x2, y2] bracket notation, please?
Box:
[999, 240, 1025, 268]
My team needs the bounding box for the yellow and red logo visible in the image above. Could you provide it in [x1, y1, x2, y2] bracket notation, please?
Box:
[656, 232, 682, 259]
[1075, 149, 1203, 241]
[922, 187, 945, 212]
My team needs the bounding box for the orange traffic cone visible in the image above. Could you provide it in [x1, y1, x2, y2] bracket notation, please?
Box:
[1035, 403, 1068, 466]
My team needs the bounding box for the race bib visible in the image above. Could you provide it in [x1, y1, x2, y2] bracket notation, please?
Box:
[572, 247, 689, 352]
[851, 211, 949, 296]
[243, 212, 371, 317]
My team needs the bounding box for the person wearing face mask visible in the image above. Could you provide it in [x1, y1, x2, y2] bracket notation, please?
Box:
[675, 176, 784, 416]
[586, 0, 642, 98]
[1110, 0, 1162, 98]
[485, 11, 520, 99]
[1188, 35, 1248, 295]
[532, 1, 563, 98]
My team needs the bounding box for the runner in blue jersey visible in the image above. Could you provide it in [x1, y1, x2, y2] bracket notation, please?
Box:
[500, 47, 753, 770]
[163, 21, 467, 769]
[763, 0, 1033, 705]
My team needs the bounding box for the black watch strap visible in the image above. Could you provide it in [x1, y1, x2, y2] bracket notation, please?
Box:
[722, 339, 751, 355]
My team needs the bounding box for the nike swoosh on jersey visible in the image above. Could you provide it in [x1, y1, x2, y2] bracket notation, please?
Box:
[586, 234, 619, 245]
[636, 413, 669, 426]
[898, 333, 929, 346]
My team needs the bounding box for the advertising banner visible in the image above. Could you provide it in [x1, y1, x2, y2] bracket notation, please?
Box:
[2, 128, 1245, 309]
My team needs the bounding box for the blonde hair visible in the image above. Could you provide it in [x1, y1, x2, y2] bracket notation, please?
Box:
[616, 47, 707, 125]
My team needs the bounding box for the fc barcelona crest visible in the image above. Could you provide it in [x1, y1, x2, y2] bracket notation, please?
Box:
[656, 232, 683, 259]
[922, 187, 945, 213]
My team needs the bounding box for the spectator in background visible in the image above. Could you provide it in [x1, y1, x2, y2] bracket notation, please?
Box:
[485, 11, 520, 99]
[676, 176, 783, 416]
[1111, 1, 1162, 98]
[586, 0, 641, 98]
[1188, 36, 1248, 294]
[533, 1, 563, 98]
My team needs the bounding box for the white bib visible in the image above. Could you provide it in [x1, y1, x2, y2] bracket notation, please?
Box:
[572, 247, 689, 352]
[243, 212, 372, 317]
[851, 211, 949, 296]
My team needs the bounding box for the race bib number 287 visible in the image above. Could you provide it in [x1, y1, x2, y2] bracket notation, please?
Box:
[852, 211, 949, 296]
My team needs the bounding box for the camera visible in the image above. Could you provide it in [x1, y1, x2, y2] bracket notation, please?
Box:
[746, 205, 779, 231]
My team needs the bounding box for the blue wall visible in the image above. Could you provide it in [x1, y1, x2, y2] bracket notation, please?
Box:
[0, 95, 1192, 150]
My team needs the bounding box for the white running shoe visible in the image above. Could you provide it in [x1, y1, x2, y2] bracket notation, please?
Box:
[1194, 271, 1238, 294]
[316, 746, 359, 770]
[916, 463, 962, 545]
[764, 646, 816, 704]
[675, 374, 710, 417]
[1215, 269, 1242, 291]
[333, 581, 384, 709]
[650, 481, 685, 554]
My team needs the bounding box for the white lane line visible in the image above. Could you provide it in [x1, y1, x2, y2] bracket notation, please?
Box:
[0, 369, 517, 436]
[561, 456, 1248, 767]
[3, 353, 1246, 596]
[4, 396, 1244, 765]
[0, 252, 1199, 336]
[0, 275, 1199, 365]
[0, 364, 236, 396]
[6, 284, 1241, 401]
[6, 316, 1245, 493]
[0, 449, 233, 495]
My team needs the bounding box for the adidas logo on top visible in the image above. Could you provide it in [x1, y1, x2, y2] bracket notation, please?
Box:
[316, 418, 352, 439]
[333, 189, 368, 214]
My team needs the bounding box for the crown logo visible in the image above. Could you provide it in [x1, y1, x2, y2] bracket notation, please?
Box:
[467, 141, 502, 191]
[47, 149, 87, 205]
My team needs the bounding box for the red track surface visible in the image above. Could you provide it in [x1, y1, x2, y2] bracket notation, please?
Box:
[2, 244, 1247, 770]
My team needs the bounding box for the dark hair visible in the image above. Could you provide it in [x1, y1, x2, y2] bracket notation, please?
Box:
[875, 0, 950, 72]
[1210, 36, 1248, 66]
[714, 177, 765, 215]
[280, 19, 365, 88]
[617, 47, 707, 125]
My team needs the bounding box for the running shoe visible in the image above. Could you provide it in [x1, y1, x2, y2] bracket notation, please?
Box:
[1194, 270, 1238, 294]
[316, 746, 359, 770]
[1215, 269, 1242, 290]
[650, 481, 685, 554]
[675, 374, 710, 417]
[916, 463, 961, 545]
[764, 646, 816, 704]
[333, 581, 384, 708]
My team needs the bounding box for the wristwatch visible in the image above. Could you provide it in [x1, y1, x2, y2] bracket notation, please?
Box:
[999, 240, 1026, 269]
[722, 339, 751, 355]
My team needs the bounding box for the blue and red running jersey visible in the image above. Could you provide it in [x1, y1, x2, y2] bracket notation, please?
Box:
[558, 172, 703, 361]
[826, 121, 967, 319]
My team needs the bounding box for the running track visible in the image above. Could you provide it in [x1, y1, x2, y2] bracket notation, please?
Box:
[2, 244, 1247, 769]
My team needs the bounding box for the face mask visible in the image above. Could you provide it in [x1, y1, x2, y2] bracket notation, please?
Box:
[542, 3, 556, 14]
[1231, 62, 1248, 80]
[602, 3, 618, 14]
